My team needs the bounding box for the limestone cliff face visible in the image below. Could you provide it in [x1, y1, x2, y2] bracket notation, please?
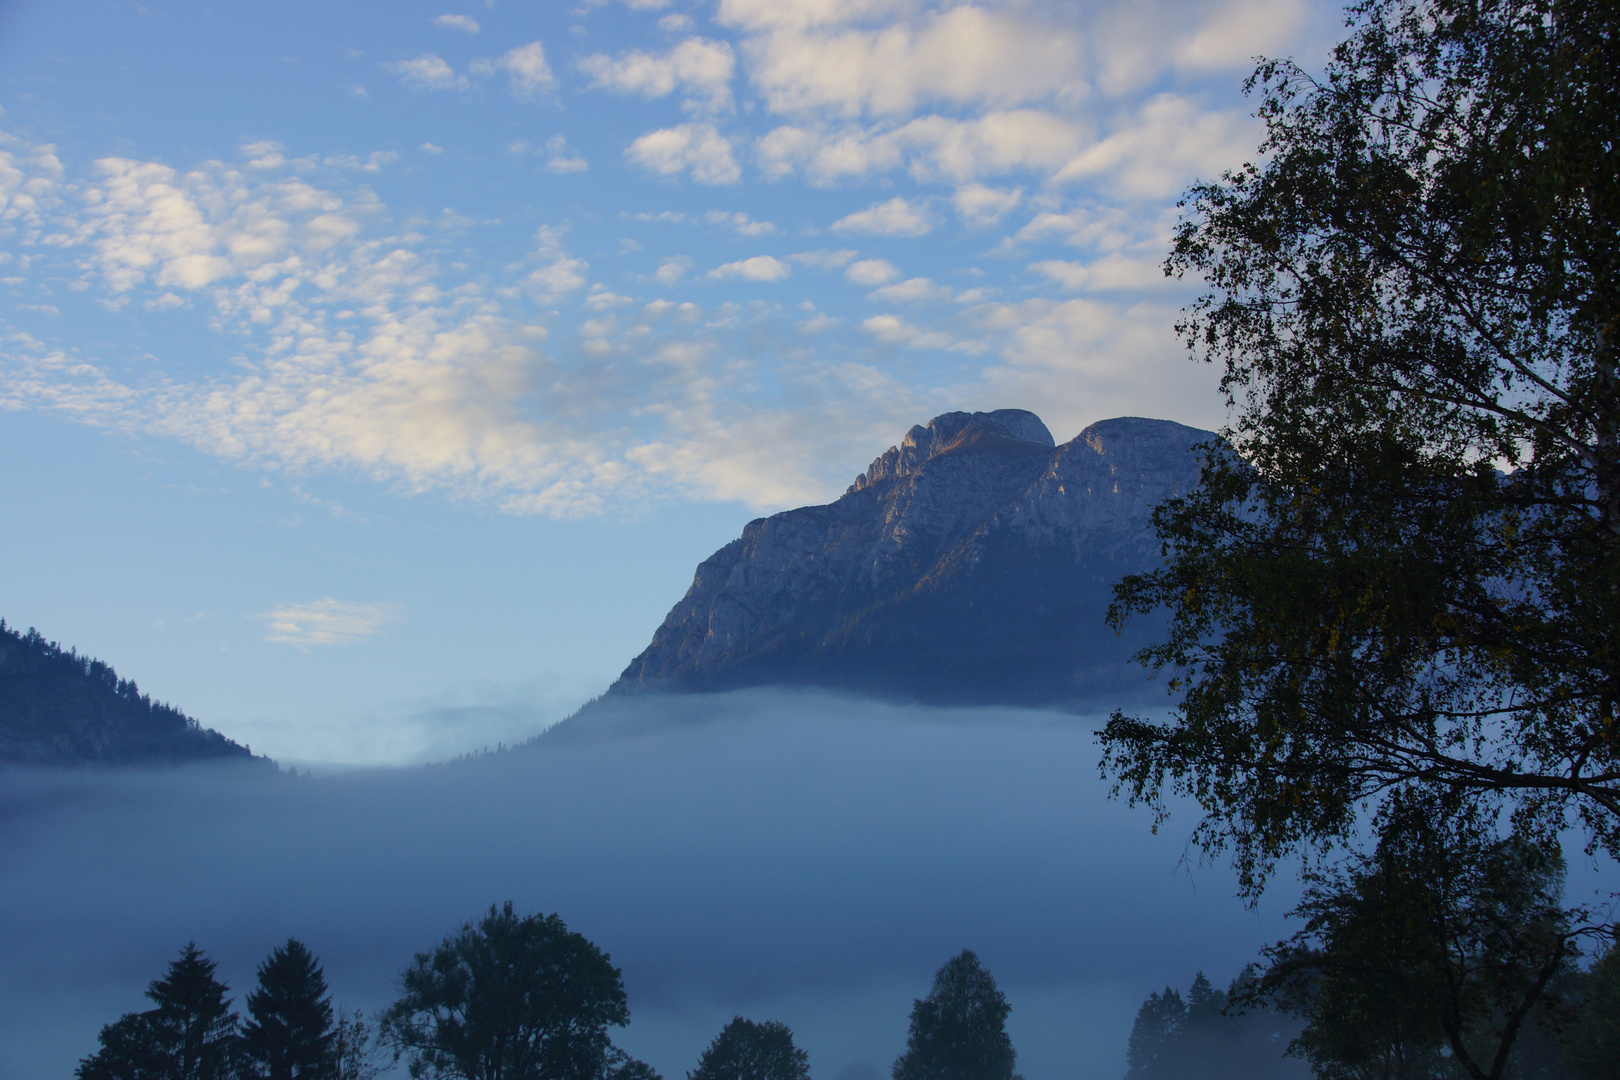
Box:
[610, 410, 1215, 707]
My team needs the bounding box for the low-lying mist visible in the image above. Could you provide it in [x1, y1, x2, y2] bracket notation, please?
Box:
[1, 691, 1304, 1080]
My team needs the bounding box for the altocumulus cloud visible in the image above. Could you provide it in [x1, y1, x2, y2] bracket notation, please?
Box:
[259, 599, 404, 648]
[707, 255, 791, 282]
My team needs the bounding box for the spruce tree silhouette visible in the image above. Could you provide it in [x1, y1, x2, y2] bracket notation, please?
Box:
[240, 939, 338, 1080]
[77, 942, 239, 1080]
[687, 1018, 809, 1080]
[892, 951, 1018, 1080]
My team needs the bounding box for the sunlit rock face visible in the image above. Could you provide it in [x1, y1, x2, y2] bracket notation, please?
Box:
[610, 410, 1215, 708]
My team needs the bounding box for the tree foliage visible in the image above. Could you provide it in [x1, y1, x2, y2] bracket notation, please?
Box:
[1124, 971, 1303, 1080]
[77, 943, 239, 1080]
[686, 1018, 808, 1080]
[1104, 0, 1620, 893]
[892, 951, 1018, 1080]
[380, 902, 630, 1080]
[239, 939, 337, 1080]
[1255, 799, 1590, 1080]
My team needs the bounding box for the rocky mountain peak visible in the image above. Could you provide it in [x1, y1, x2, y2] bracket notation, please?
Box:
[847, 409, 1054, 495]
[600, 409, 1216, 711]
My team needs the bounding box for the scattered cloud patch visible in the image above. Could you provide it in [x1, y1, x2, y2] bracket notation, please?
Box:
[870, 277, 951, 303]
[528, 225, 589, 297]
[653, 255, 693, 284]
[789, 249, 858, 270]
[844, 258, 898, 286]
[831, 197, 931, 237]
[260, 598, 403, 647]
[625, 124, 740, 185]
[499, 41, 557, 98]
[861, 313, 951, 349]
[384, 54, 466, 91]
[542, 135, 588, 173]
[433, 14, 480, 33]
[705, 210, 774, 236]
[718, 3, 1086, 117]
[707, 255, 790, 282]
[953, 183, 1021, 226]
[578, 37, 736, 113]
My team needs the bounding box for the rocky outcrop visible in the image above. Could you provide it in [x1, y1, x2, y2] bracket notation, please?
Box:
[607, 410, 1216, 708]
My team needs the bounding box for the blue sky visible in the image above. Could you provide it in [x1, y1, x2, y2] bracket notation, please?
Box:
[0, 0, 1343, 764]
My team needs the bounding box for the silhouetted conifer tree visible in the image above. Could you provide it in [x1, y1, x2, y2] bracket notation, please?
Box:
[688, 1018, 809, 1080]
[77, 943, 238, 1080]
[892, 951, 1018, 1080]
[239, 939, 337, 1080]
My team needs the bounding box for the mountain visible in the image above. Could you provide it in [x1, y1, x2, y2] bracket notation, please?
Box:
[605, 409, 1215, 709]
[0, 620, 264, 766]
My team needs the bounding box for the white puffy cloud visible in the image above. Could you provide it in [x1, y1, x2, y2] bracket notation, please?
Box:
[0, 133, 65, 229]
[708, 255, 791, 281]
[260, 599, 403, 648]
[497, 41, 557, 98]
[1029, 256, 1167, 291]
[654, 255, 694, 284]
[719, 2, 1085, 117]
[860, 313, 952, 349]
[625, 124, 741, 185]
[527, 225, 589, 298]
[1052, 93, 1259, 199]
[952, 183, 1021, 225]
[756, 110, 1083, 185]
[542, 135, 588, 173]
[579, 37, 736, 113]
[433, 14, 480, 33]
[843, 258, 898, 285]
[384, 54, 466, 91]
[831, 197, 931, 237]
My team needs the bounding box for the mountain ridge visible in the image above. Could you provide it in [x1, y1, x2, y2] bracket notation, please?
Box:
[601, 409, 1214, 710]
[0, 620, 267, 767]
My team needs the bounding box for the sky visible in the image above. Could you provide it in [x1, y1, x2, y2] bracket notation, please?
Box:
[0, 0, 1347, 764]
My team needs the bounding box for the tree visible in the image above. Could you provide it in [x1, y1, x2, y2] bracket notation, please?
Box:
[892, 951, 1018, 1080]
[687, 1018, 808, 1080]
[380, 902, 630, 1080]
[1560, 938, 1620, 1079]
[332, 1010, 385, 1080]
[239, 939, 338, 1080]
[1123, 971, 1304, 1080]
[1124, 987, 1185, 1080]
[77, 943, 239, 1080]
[1103, 0, 1620, 895]
[1255, 799, 1589, 1080]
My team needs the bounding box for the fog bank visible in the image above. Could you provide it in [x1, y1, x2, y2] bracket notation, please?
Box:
[1, 691, 1303, 1080]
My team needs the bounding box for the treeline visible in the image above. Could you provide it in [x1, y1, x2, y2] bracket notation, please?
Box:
[77, 904, 1025, 1080]
[0, 619, 260, 766]
[1124, 946, 1620, 1080]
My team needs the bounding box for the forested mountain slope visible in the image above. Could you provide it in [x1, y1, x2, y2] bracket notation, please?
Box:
[0, 621, 263, 766]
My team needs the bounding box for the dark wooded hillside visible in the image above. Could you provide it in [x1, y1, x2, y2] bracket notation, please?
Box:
[0, 620, 260, 766]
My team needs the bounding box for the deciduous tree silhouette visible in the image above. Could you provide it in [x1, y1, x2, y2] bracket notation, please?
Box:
[892, 951, 1018, 1080]
[687, 1018, 808, 1080]
[380, 902, 629, 1080]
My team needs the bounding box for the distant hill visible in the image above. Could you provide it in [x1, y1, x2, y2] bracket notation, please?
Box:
[600, 409, 1214, 710]
[0, 620, 264, 766]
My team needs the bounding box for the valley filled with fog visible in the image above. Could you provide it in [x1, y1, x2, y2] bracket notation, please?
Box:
[1, 692, 1305, 1080]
